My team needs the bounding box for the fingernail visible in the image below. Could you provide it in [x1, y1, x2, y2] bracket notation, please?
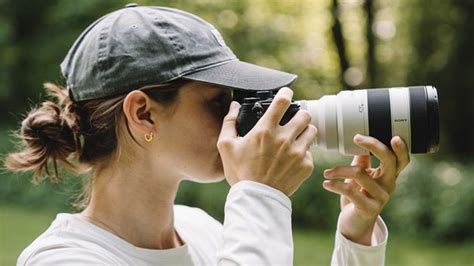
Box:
[354, 134, 363, 142]
[394, 136, 402, 146]
[323, 180, 332, 189]
[230, 101, 239, 109]
[323, 169, 332, 177]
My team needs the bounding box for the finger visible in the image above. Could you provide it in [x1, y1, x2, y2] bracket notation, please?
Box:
[258, 87, 293, 128]
[304, 150, 313, 162]
[324, 166, 389, 202]
[353, 134, 396, 170]
[295, 125, 318, 151]
[303, 150, 315, 175]
[390, 136, 411, 177]
[351, 155, 371, 169]
[347, 156, 369, 203]
[219, 101, 240, 139]
[341, 179, 359, 208]
[284, 110, 312, 140]
[323, 180, 377, 208]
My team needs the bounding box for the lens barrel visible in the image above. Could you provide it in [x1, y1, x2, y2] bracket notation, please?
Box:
[298, 86, 440, 155]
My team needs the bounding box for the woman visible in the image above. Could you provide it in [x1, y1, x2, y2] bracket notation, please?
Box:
[5, 5, 409, 265]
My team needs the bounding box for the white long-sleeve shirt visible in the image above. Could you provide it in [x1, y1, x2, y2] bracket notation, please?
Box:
[17, 181, 387, 265]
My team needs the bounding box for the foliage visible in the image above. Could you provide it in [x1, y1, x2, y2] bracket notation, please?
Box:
[0, 0, 473, 159]
[383, 158, 474, 242]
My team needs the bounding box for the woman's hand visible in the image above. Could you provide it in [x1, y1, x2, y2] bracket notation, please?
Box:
[217, 87, 317, 196]
[322, 134, 410, 245]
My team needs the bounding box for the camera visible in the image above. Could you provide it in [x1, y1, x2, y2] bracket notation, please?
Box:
[235, 86, 439, 156]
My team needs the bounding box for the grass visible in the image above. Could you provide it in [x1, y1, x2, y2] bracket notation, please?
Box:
[0, 206, 57, 266]
[1, 205, 473, 266]
[294, 229, 474, 265]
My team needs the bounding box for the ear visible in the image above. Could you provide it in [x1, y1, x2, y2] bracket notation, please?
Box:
[123, 90, 157, 136]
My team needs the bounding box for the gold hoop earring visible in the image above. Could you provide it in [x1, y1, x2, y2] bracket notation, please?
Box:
[144, 132, 154, 142]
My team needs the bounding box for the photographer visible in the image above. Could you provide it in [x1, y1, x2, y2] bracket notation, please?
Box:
[6, 5, 409, 265]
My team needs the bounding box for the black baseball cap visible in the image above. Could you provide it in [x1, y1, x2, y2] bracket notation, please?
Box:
[60, 4, 297, 102]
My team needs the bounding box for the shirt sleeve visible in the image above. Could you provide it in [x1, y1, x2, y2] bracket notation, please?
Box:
[217, 180, 293, 265]
[331, 215, 388, 266]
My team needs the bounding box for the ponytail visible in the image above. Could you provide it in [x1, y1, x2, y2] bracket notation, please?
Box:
[4, 83, 82, 183]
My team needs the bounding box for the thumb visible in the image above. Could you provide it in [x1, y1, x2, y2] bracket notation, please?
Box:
[219, 101, 240, 138]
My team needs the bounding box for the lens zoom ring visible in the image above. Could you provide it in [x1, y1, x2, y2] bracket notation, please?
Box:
[367, 89, 392, 150]
[409, 86, 429, 153]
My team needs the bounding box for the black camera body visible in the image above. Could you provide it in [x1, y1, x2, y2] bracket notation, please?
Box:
[236, 90, 300, 136]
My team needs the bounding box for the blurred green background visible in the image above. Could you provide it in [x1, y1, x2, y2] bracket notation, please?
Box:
[1, 0, 473, 265]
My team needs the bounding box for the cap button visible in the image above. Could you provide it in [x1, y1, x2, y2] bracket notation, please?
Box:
[125, 3, 138, 8]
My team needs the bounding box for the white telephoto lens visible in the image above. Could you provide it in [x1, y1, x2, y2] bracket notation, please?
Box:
[335, 90, 369, 155]
[298, 90, 369, 155]
[297, 86, 439, 156]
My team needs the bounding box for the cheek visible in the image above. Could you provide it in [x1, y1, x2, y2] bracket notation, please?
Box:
[158, 103, 226, 179]
[188, 109, 224, 168]
[171, 107, 222, 158]
[194, 113, 223, 150]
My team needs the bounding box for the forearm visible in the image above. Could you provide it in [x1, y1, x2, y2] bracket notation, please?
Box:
[217, 181, 293, 265]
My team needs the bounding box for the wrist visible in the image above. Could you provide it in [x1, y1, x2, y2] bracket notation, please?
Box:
[338, 216, 377, 246]
[341, 227, 373, 246]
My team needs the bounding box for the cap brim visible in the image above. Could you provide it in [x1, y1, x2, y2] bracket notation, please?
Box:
[182, 60, 297, 91]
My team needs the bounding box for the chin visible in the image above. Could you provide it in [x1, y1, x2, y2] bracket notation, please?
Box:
[201, 175, 225, 183]
[199, 165, 226, 183]
[184, 154, 225, 183]
[187, 174, 225, 184]
[188, 166, 225, 184]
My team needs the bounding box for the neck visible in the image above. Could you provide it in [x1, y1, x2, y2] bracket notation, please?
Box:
[81, 160, 183, 249]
